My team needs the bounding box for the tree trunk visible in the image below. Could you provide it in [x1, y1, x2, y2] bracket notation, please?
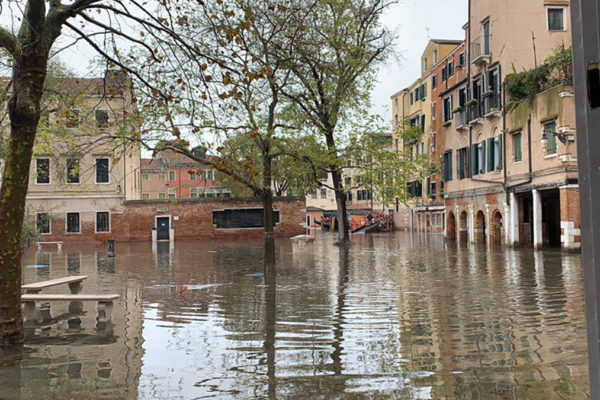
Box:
[323, 130, 350, 245]
[262, 156, 276, 268]
[0, 55, 48, 346]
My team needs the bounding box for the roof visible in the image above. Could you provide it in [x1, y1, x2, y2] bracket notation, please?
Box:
[430, 39, 464, 45]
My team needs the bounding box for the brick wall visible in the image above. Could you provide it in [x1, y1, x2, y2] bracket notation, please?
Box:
[36, 197, 305, 243]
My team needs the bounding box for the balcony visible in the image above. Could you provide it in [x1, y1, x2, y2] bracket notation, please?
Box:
[483, 93, 502, 118]
[467, 101, 483, 124]
[456, 109, 468, 130]
[471, 36, 490, 65]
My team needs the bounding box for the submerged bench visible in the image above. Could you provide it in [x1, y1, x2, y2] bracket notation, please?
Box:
[22, 275, 87, 294]
[21, 293, 119, 323]
[36, 241, 63, 251]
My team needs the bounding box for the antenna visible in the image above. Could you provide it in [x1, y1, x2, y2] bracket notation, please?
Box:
[426, 27, 431, 40]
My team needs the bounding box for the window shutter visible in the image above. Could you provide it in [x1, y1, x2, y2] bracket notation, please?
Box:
[441, 154, 446, 181]
[480, 141, 486, 174]
[448, 150, 453, 181]
[487, 137, 494, 172]
[498, 134, 503, 170]
[471, 144, 478, 176]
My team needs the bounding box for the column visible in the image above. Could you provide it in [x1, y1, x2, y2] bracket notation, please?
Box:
[468, 204, 475, 243]
[532, 189, 543, 249]
[509, 192, 519, 246]
[503, 202, 510, 246]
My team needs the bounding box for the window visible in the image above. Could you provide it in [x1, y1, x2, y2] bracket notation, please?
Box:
[223, 189, 232, 199]
[457, 147, 468, 179]
[357, 189, 372, 201]
[346, 191, 353, 202]
[310, 189, 317, 199]
[158, 193, 166, 199]
[142, 173, 149, 181]
[432, 102, 437, 120]
[548, 7, 565, 31]
[442, 151, 453, 181]
[190, 188, 203, 198]
[433, 49, 438, 63]
[406, 181, 422, 198]
[442, 96, 453, 123]
[471, 142, 486, 176]
[207, 170, 214, 180]
[432, 75, 438, 90]
[213, 208, 280, 229]
[442, 65, 448, 81]
[420, 83, 427, 101]
[158, 174, 166, 181]
[486, 136, 503, 172]
[423, 58, 428, 71]
[67, 213, 80, 233]
[36, 158, 50, 184]
[168, 171, 176, 181]
[95, 109, 109, 128]
[66, 159, 79, 184]
[95, 158, 109, 183]
[344, 177, 351, 186]
[142, 193, 150, 200]
[458, 52, 466, 66]
[66, 109, 79, 128]
[37, 213, 50, 234]
[482, 20, 490, 55]
[409, 92, 414, 105]
[168, 188, 176, 199]
[96, 212, 110, 233]
[513, 131, 522, 162]
[448, 61, 455, 77]
[189, 171, 196, 180]
[320, 188, 327, 199]
[544, 120, 558, 154]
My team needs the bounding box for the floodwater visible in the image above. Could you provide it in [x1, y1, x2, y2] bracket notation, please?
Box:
[0, 232, 590, 399]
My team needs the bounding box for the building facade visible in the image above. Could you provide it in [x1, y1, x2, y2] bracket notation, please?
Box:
[140, 148, 231, 200]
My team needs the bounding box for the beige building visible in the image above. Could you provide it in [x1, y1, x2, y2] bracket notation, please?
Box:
[440, 0, 578, 249]
[390, 39, 462, 230]
[17, 71, 142, 242]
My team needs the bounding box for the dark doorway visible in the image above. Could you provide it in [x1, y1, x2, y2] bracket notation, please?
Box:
[475, 210, 486, 244]
[157, 217, 170, 241]
[542, 189, 561, 247]
[447, 212, 456, 241]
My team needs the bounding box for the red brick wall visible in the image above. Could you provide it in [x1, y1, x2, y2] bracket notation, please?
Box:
[560, 187, 580, 227]
[37, 197, 305, 243]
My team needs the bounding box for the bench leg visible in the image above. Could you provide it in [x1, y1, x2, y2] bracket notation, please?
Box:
[68, 281, 82, 294]
[23, 301, 42, 323]
[96, 301, 114, 323]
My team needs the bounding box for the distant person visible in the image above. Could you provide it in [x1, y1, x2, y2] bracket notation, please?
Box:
[367, 212, 373, 225]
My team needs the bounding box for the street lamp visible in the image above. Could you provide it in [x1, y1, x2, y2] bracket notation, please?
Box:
[541, 129, 573, 146]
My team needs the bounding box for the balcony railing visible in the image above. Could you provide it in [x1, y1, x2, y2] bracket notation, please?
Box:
[456, 109, 467, 128]
[467, 102, 481, 123]
[471, 36, 490, 65]
[484, 94, 501, 116]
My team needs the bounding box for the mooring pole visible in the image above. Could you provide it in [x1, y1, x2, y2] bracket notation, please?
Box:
[571, 0, 600, 396]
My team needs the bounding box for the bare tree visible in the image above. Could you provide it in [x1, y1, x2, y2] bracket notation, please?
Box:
[279, 0, 396, 244]
[0, 0, 208, 347]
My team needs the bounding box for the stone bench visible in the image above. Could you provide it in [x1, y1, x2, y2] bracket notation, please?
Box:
[21, 294, 119, 324]
[22, 275, 87, 294]
[36, 241, 63, 252]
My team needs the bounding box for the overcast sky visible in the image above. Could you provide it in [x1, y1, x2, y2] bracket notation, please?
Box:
[373, 0, 468, 122]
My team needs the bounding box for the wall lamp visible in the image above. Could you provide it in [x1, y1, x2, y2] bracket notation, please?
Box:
[541, 129, 575, 145]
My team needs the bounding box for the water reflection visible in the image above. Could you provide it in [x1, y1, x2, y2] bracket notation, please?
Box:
[0, 233, 590, 399]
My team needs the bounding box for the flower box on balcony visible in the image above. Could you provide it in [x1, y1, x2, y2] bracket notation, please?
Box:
[442, 120, 452, 128]
[466, 99, 478, 106]
[452, 106, 464, 114]
[483, 90, 494, 98]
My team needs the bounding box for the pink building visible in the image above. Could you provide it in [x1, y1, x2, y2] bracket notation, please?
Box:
[141, 149, 231, 200]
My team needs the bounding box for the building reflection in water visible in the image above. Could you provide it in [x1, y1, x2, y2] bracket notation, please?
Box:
[0, 234, 590, 399]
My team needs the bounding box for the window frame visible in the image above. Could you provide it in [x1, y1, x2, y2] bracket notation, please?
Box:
[35, 158, 51, 185]
[544, 120, 558, 155]
[95, 211, 111, 233]
[36, 213, 51, 235]
[547, 7, 566, 32]
[66, 212, 81, 234]
[142, 193, 150, 200]
[66, 158, 80, 184]
[66, 109, 80, 128]
[513, 131, 523, 162]
[95, 157, 110, 184]
[95, 109, 109, 128]
[168, 170, 176, 181]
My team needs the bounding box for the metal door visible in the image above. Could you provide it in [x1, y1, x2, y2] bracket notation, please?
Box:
[156, 217, 170, 240]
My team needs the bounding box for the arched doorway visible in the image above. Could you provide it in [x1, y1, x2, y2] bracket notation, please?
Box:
[475, 210, 486, 244]
[459, 211, 468, 242]
[491, 210, 503, 245]
[447, 212, 456, 240]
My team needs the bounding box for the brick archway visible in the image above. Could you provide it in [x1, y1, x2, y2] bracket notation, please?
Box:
[475, 210, 486, 244]
[459, 211, 468, 242]
[491, 210, 503, 245]
[447, 212, 457, 241]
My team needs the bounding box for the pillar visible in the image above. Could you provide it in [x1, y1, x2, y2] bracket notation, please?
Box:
[560, 185, 581, 250]
[485, 204, 491, 246]
[503, 202, 510, 246]
[532, 189, 543, 249]
[509, 192, 519, 246]
[468, 204, 475, 244]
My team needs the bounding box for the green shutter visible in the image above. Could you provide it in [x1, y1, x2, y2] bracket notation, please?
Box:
[441, 155, 446, 181]
[487, 138, 494, 172]
[498, 134, 503, 170]
[448, 150, 453, 181]
[515, 133, 522, 161]
[480, 141, 486, 174]
[471, 144, 477, 176]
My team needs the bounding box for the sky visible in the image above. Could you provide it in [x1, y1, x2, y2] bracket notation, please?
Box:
[373, 0, 468, 122]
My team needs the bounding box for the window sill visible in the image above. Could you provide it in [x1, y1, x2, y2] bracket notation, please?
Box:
[35, 182, 51, 186]
[95, 231, 111, 234]
[544, 153, 558, 159]
[66, 232, 82, 235]
[94, 182, 111, 185]
[513, 160, 523, 164]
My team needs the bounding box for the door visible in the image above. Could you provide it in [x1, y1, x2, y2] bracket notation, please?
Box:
[156, 217, 170, 240]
